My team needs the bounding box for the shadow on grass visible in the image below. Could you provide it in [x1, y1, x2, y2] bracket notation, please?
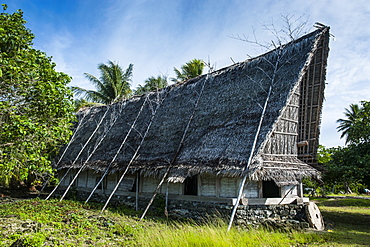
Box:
[323, 210, 370, 225]
[321, 209, 370, 246]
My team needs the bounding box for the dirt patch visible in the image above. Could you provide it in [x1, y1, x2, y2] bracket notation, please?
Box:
[0, 186, 52, 205]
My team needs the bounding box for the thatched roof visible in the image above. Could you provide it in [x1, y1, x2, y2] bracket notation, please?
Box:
[57, 27, 330, 185]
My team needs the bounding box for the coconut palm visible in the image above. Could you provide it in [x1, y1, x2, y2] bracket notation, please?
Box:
[135, 75, 168, 95]
[73, 61, 133, 104]
[336, 103, 361, 144]
[171, 59, 205, 83]
[73, 99, 104, 112]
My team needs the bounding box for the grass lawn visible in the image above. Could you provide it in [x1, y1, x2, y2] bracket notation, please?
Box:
[0, 196, 368, 246]
[313, 197, 370, 246]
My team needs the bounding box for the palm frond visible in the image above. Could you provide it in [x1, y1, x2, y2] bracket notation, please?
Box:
[172, 59, 204, 83]
[336, 104, 362, 144]
[78, 61, 134, 104]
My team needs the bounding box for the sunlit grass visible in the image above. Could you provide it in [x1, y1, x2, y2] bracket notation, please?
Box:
[324, 193, 370, 198]
[0, 198, 330, 246]
[0, 197, 369, 246]
[319, 206, 370, 214]
[136, 221, 326, 247]
[313, 197, 370, 207]
[313, 197, 370, 216]
[0, 198, 141, 246]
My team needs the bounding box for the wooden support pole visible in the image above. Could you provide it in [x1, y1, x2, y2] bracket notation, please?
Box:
[165, 181, 169, 217]
[41, 110, 89, 196]
[139, 74, 210, 221]
[45, 108, 109, 200]
[60, 106, 118, 201]
[227, 84, 273, 231]
[85, 96, 148, 204]
[227, 41, 299, 230]
[100, 91, 169, 213]
[55, 110, 90, 168]
[135, 172, 139, 211]
[278, 185, 295, 205]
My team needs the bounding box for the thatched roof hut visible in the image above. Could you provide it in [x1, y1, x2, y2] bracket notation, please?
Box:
[56, 27, 329, 192]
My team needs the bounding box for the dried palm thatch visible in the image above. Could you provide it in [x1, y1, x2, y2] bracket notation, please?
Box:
[56, 27, 330, 186]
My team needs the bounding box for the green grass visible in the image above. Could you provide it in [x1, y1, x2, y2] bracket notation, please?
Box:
[313, 197, 370, 246]
[0, 197, 368, 246]
[0, 198, 328, 246]
[324, 193, 370, 198]
[0, 199, 142, 246]
[135, 222, 327, 247]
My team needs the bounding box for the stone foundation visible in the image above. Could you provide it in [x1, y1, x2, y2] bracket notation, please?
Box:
[166, 200, 310, 229]
[65, 190, 310, 229]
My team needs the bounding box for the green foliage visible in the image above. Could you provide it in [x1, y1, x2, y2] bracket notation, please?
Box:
[0, 5, 75, 186]
[73, 98, 104, 112]
[16, 233, 46, 247]
[135, 75, 168, 95]
[323, 143, 370, 193]
[0, 199, 140, 246]
[319, 101, 370, 194]
[337, 101, 370, 144]
[317, 144, 336, 164]
[171, 58, 205, 83]
[73, 61, 133, 104]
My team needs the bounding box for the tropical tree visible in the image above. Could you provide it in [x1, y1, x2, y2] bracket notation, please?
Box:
[73, 99, 104, 112]
[74, 61, 133, 104]
[171, 59, 205, 83]
[319, 101, 370, 194]
[337, 103, 361, 144]
[337, 101, 370, 144]
[135, 75, 168, 95]
[0, 5, 75, 186]
[323, 143, 370, 193]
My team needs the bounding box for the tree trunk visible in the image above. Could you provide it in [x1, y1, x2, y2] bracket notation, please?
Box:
[344, 182, 352, 194]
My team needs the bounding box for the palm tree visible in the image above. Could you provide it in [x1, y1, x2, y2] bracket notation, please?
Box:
[135, 75, 168, 95]
[73, 99, 104, 112]
[171, 59, 205, 83]
[73, 61, 133, 104]
[336, 104, 361, 144]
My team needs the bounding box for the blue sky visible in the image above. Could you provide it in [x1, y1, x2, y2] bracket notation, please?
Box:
[3, 0, 370, 148]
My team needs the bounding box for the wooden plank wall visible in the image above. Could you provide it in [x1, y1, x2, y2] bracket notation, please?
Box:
[243, 181, 259, 198]
[281, 185, 298, 198]
[220, 177, 237, 197]
[141, 177, 160, 193]
[298, 31, 329, 168]
[199, 174, 217, 197]
[67, 169, 262, 199]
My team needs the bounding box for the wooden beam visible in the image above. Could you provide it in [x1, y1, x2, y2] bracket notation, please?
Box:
[280, 117, 299, 123]
[263, 154, 297, 156]
[273, 131, 298, 136]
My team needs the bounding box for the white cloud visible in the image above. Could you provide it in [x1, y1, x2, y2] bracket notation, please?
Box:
[14, 0, 369, 147]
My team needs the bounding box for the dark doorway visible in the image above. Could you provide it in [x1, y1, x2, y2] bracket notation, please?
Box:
[262, 180, 280, 198]
[96, 176, 104, 190]
[130, 174, 139, 192]
[184, 176, 198, 195]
